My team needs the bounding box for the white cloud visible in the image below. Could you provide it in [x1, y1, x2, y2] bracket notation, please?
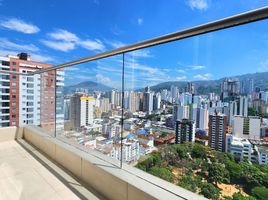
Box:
[126, 61, 157, 75]
[129, 49, 152, 58]
[176, 69, 186, 73]
[194, 73, 212, 80]
[64, 67, 80, 71]
[78, 39, 105, 51]
[190, 65, 206, 70]
[163, 69, 170, 72]
[96, 73, 115, 86]
[0, 49, 54, 62]
[30, 54, 54, 62]
[176, 76, 187, 81]
[0, 38, 39, 52]
[107, 40, 126, 48]
[40, 40, 75, 52]
[48, 29, 79, 42]
[187, 0, 208, 11]
[0, 18, 40, 34]
[138, 18, 143, 25]
[43, 29, 105, 52]
[258, 60, 268, 72]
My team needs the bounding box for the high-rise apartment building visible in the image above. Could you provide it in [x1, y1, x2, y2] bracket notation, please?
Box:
[143, 89, 153, 114]
[233, 115, 261, 140]
[221, 78, 240, 101]
[185, 82, 195, 94]
[80, 97, 95, 126]
[170, 85, 178, 103]
[239, 96, 248, 117]
[173, 104, 190, 122]
[229, 100, 238, 125]
[70, 94, 96, 129]
[175, 119, 195, 144]
[0, 53, 64, 131]
[70, 93, 83, 130]
[208, 113, 228, 152]
[197, 107, 209, 130]
[153, 93, 161, 111]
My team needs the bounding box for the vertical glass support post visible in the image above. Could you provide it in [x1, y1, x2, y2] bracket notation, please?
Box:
[54, 69, 57, 138]
[120, 53, 125, 168]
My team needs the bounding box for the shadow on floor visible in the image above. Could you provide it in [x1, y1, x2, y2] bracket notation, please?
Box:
[16, 139, 107, 200]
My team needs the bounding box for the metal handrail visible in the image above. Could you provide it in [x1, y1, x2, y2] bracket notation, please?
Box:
[1, 6, 268, 76]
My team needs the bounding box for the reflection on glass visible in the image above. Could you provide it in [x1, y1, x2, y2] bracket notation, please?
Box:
[40, 70, 56, 135]
[122, 20, 268, 199]
[56, 55, 123, 166]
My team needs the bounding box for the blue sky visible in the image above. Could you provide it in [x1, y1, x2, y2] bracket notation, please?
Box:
[0, 0, 268, 88]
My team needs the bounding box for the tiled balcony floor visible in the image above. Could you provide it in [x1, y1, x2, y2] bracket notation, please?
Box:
[0, 140, 105, 200]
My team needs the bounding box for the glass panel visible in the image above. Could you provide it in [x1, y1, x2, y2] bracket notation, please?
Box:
[39, 70, 56, 135]
[123, 19, 268, 198]
[56, 55, 123, 167]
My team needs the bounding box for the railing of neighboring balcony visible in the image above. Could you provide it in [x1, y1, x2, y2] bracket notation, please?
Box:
[1, 6, 268, 199]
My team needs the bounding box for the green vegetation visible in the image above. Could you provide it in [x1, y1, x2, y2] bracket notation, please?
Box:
[208, 163, 230, 185]
[248, 107, 258, 116]
[248, 107, 268, 118]
[135, 143, 268, 199]
[251, 186, 268, 200]
[149, 166, 174, 182]
[231, 193, 256, 200]
[200, 183, 220, 200]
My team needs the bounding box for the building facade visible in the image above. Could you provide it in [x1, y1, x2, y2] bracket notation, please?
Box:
[175, 119, 195, 144]
[208, 113, 228, 152]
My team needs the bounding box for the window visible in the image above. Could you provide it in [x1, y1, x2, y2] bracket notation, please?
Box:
[11, 122, 16, 126]
[12, 62, 16, 66]
[27, 77, 34, 82]
[11, 102, 16, 106]
[12, 75, 16, 79]
[12, 115, 16, 118]
[12, 69, 16, 72]
[11, 82, 16, 86]
[1, 61, 10, 66]
[12, 95, 16, 99]
[12, 89, 16, 93]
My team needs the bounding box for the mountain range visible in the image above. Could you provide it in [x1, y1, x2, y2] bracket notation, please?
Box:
[63, 81, 112, 94]
[64, 72, 268, 95]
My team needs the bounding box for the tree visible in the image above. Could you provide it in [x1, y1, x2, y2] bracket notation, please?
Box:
[251, 186, 268, 200]
[232, 192, 256, 200]
[149, 166, 174, 182]
[240, 162, 264, 188]
[191, 143, 207, 159]
[136, 163, 147, 171]
[178, 175, 199, 192]
[136, 152, 162, 171]
[226, 161, 243, 183]
[200, 183, 220, 200]
[172, 144, 190, 160]
[208, 163, 230, 185]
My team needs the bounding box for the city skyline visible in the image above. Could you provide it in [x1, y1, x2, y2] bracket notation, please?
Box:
[0, 2, 268, 199]
[1, 1, 268, 88]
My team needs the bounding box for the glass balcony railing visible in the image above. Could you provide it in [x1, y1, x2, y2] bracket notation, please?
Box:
[0, 7, 268, 199]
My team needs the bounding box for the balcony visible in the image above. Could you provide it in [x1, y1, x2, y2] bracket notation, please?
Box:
[0, 5, 267, 200]
[0, 126, 203, 200]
